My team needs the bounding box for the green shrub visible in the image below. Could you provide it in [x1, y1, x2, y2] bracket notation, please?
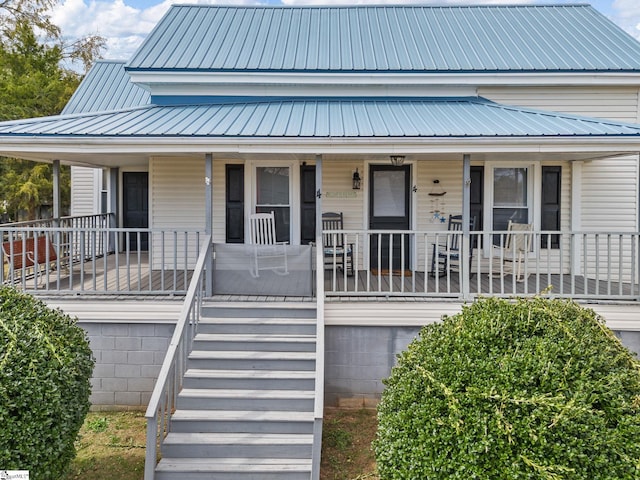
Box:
[0, 286, 94, 479]
[374, 297, 640, 479]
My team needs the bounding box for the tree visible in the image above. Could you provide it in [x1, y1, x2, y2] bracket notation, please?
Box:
[0, 0, 105, 220]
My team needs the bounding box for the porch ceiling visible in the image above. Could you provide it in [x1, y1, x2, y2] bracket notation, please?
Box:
[1, 97, 640, 167]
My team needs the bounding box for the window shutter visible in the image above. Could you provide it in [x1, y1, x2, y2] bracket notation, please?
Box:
[541, 166, 561, 248]
[470, 166, 483, 248]
[225, 164, 244, 243]
[300, 165, 316, 245]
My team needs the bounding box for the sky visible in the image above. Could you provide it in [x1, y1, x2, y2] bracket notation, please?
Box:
[49, 0, 640, 64]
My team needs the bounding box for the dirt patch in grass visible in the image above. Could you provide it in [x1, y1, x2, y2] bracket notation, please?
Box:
[64, 411, 146, 480]
[321, 407, 379, 480]
[64, 408, 377, 480]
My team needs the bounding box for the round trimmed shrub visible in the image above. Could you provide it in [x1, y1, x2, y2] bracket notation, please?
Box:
[374, 297, 640, 479]
[0, 286, 94, 479]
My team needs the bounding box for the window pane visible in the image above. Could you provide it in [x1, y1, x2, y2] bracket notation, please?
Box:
[494, 168, 527, 207]
[257, 167, 289, 205]
[373, 170, 405, 217]
[256, 206, 290, 242]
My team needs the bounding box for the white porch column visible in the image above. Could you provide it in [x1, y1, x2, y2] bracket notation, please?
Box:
[205, 153, 213, 296]
[312, 153, 324, 480]
[52, 160, 60, 220]
[571, 161, 583, 276]
[205, 153, 213, 236]
[461, 154, 471, 300]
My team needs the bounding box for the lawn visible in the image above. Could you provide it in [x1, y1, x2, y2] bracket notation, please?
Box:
[65, 408, 378, 480]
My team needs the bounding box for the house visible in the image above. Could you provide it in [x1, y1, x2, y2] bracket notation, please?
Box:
[3, 4, 640, 478]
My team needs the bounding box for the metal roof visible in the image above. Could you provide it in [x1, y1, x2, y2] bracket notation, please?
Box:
[62, 60, 150, 114]
[126, 4, 640, 73]
[3, 97, 640, 138]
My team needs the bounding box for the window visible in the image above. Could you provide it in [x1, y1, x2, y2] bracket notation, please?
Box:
[255, 166, 290, 242]
[493, 166, 529, 226]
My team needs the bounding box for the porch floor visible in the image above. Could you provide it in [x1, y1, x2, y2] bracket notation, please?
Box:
[324, 269, 640, 301]
[7, 252, 192, 294]
[9, 253, 639, 301]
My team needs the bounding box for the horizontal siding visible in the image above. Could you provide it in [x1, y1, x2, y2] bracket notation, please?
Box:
[213, 160, 228, 244]
[71, 167, 98, 216]
[581, 156, 637, 232]
[150, 157, 206, 268]
[478, 86, 640, 122]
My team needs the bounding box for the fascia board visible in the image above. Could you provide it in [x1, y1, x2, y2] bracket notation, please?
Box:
[127, 71, 640, 89]
[1, 136, 639, 157]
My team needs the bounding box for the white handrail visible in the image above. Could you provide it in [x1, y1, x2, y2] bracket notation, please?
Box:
[143, 235, 212, 480]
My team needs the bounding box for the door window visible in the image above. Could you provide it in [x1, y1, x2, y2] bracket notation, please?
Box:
[255, 166, 290, 242]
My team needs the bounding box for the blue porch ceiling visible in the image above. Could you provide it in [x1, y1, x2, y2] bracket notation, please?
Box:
[126, 4, 640, 73]
[1, 97, 640, 139]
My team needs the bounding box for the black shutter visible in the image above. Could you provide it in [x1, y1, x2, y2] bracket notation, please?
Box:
[225, 164, 244, 243]
[541, 166, 561, 248]
[470, 166, 483, 248]
[300, 165, 316, 245]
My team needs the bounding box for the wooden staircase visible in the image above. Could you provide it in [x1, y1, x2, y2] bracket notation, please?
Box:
[154, 302, 318, 480]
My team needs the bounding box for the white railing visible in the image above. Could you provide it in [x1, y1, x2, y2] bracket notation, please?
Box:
[0, 224, 204, 294]
[143, 235, 212, 480]
[323, 229, 640, 301]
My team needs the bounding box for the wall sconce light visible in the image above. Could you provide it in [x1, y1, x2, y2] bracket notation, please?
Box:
[352, 168, 361, 190]
[389, 155, 405, 166]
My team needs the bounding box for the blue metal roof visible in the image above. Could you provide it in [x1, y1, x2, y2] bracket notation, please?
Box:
[62, 60, 150, 114]
[3, 97, 640, 138]
[126, 4, 640, 73]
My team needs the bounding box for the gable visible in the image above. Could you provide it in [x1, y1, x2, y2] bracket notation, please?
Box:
[126, 4, 640, 73]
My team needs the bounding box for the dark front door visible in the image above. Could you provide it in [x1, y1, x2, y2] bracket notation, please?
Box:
[123, 172, 148, 250]
[369, 165, 411, 271]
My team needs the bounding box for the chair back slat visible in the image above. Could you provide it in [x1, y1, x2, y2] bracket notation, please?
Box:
[322, 212, 345, 248]
[249, 212, 278, 245]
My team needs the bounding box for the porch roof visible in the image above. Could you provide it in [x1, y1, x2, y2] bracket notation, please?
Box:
[3, 96, 640, 138]
[2, 96, 640, 166]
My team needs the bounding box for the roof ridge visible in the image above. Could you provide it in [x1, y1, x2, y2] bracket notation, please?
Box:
[169, 3, 593, 9]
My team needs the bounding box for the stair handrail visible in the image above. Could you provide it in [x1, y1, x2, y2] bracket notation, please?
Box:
[143, 235, 212, 480]
[311, 229, 325, 479]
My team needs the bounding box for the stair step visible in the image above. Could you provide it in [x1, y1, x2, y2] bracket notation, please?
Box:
[188, 350, 316, 371]
[176, 388, 315, 411]
[155, 457, 312, 480]
[183, 368, 315, 390]
[193, 333, 316, 352]
[202, 303, 316, 319]
[161, 432, 313, 459]
[198, 317, 316, 335]
[170, 409, 314, 434]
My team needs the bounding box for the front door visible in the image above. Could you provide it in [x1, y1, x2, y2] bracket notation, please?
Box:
[369, 165, 411, 271]
[123, 172, 149, 250]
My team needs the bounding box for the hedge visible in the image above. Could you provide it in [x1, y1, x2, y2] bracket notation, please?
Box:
[0, 287, 94, 479]
[374, 296, 640, 479]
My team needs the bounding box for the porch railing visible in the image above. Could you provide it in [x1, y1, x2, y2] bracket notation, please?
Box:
[144, 235, 212, 480]
[0, 221, 204, 294]
[323, 229, 640, 302]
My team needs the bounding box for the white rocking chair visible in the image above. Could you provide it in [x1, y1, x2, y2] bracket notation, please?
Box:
[248, 211, 288, 278]
[492, 221, 533, 282]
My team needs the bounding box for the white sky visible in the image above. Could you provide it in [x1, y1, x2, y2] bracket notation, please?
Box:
[49, 0, 640, 64]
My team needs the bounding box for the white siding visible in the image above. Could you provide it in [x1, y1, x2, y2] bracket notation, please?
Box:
[478, 86, 640, 122]
[71, 166, 99, 216]
[150, 157, 206, 268]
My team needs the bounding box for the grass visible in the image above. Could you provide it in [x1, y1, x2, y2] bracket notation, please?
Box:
[64, 408, 378, 480]
[64, 411, 147, 480]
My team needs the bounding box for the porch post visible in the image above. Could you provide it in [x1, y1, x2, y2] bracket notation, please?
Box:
[571, 161, 582, 276]
[109, 168, 119, 253]
[462, 154, 471, 300]
[52, 160, 60, 220]
[205, 153, 213, 296]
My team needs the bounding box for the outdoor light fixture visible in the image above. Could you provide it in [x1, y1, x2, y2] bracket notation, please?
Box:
[390, 155, 405, 166]
[352, 168, 361, 190]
